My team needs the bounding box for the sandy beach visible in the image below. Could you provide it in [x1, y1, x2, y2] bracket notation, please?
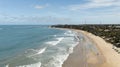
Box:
[62, 29, 120, 67]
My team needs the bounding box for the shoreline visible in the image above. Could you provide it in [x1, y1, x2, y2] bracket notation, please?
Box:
[62, 29, 120, 67]
[51, 25, 120, 49]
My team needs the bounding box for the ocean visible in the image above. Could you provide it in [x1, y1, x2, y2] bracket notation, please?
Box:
[0, 25, 78, 67]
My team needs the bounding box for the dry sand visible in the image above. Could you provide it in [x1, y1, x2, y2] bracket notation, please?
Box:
[62, 29, 120, 67]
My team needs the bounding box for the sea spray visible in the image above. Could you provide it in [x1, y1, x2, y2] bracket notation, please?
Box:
[45, 37, 64, 46]
[28, 47, 47, 57]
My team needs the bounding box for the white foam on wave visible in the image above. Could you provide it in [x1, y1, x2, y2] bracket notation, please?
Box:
[46, 37, 64, 46]
[16, 62, 41, 67]
[64, 30, 75, 36]
[68, 42, 79, 53]
[46, 41, 79, 67]
[41, 31, 78, 67]
[28, 47, 46, 57]
[5, 64, 9, 67]
[68, 30, 72, 33]
[53, 35, 57, 37]
[51, 54, 69, 67]
[37, 47, 46, 54]
[51, 47, 77, 67]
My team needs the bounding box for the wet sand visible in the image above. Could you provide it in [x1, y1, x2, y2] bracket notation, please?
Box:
[62, 29, 120, 67]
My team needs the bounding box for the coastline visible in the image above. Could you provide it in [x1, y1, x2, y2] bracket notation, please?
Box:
[62, 29, 120, 67]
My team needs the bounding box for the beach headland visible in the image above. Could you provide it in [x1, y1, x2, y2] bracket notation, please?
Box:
[51, 24, 120, 67]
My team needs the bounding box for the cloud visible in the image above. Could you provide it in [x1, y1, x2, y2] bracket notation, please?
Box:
[0, 14, 73, 24]
[68, 0, 120, 10]
[34, 4, 49, 9]
[35, 5, 45, 9]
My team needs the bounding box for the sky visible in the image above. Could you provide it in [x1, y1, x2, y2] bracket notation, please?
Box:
[0, 0, 120, 25]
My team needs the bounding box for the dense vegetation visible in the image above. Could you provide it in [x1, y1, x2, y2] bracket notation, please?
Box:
[51, 24, 120, 48]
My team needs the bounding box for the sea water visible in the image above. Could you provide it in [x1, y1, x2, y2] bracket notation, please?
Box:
[0, 25, 78, 67]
